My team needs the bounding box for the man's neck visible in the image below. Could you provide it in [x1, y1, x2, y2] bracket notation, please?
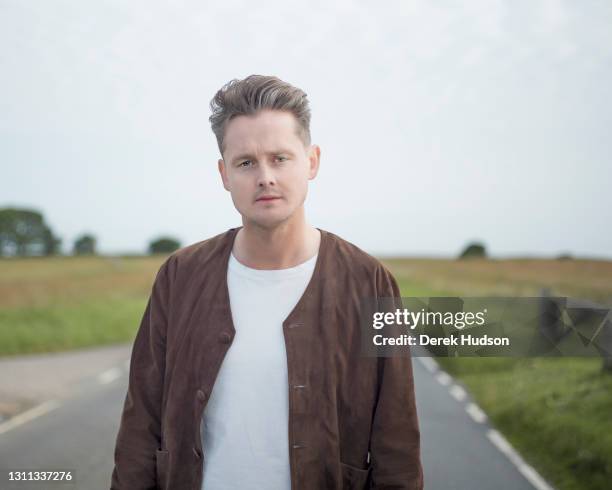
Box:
[232, 219, 321, 270]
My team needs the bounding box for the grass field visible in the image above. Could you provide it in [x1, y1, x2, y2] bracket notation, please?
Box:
[1, 254, 611, 489]
[0, 255, 165, 355]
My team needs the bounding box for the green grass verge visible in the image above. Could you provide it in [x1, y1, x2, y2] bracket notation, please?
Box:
[0, 296, 145, 356]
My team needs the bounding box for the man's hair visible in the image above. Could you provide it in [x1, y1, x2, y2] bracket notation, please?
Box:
[209, 74, 312, 158]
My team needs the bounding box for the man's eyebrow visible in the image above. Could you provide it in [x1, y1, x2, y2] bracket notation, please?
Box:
[230, 150, 295, 164]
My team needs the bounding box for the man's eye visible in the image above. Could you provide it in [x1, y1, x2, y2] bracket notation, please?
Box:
[239, 160, 252, 167]
[276, 156, 287, 162]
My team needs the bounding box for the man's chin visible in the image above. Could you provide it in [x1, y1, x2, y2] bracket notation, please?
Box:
[242, 212, 293, 230]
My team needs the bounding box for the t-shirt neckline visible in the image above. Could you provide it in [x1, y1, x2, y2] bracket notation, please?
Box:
[229, 250, 318, 279]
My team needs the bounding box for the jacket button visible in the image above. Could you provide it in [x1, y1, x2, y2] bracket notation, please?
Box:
[197, 389, 208, 402]
[288, 322, 303, 329]
[193, 446, 202, 459]
[218, 332, 232, 344]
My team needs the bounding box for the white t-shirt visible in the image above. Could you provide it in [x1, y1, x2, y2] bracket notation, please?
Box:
[200, 249, 318, 490]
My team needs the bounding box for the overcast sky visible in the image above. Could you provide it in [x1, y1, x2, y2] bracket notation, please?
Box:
[2, 0, 611, 258]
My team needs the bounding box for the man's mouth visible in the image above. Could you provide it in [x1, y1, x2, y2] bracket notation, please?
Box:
[256, 195, 281, 202]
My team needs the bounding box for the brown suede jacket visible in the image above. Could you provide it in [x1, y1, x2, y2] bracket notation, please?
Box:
[110, 226, 423, 490]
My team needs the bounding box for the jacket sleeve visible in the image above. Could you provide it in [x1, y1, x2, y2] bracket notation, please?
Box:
[369, 265, 424, 489]
[110, 256, 172, 490]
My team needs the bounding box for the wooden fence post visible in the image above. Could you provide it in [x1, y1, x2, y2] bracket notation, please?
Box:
[539, 289, 612, 373]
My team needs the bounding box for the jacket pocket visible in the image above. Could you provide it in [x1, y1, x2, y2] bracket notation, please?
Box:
[340, 461, 371, 490]
[155, 449, 169, 490]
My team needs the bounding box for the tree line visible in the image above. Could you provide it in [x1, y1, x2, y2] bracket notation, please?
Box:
[0, 207, 181, 257]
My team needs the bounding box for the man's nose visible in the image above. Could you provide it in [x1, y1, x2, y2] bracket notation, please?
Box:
[256, 163, 276, 187]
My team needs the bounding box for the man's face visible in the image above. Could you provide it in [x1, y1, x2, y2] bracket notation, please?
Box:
[218, 109, 320, 230]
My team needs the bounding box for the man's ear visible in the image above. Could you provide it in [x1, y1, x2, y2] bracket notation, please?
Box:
[218, 158, 230, 191]
[307, 144, 321, 180]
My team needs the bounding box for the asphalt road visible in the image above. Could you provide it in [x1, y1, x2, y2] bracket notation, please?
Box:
[0, 365, 126, 490]
[0, 344, 554, 490]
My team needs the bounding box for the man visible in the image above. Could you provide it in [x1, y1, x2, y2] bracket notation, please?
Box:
[110, 74, 423, 490]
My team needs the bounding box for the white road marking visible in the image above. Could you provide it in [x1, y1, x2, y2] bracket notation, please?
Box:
[435, 371, 452, 386]
[465, 402, 487, 424]
[449, 384, 466, 401]
[487, 429, 554, 490]
[98, 367, 122, 384]
[0, 399, 61, 435]
[519, 463, 556, 490]
[417, 356, 439, 373]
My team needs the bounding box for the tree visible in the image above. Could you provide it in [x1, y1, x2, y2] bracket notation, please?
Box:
[458, 241, 487, 259]
[0, 207, 62, 257]
[43, 225, 62, 255]
[73, 233, 97, 255]
[148, 236, 181, 254]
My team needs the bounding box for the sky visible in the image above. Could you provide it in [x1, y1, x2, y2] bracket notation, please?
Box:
[2, 0, 611, 258]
